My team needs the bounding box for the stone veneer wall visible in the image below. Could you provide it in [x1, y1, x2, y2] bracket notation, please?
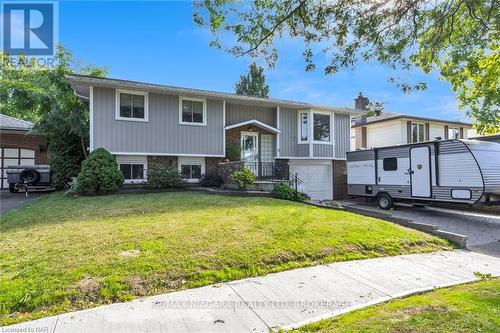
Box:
[332, 160, 347, 199]
[147, 156, 178, 169]
[217, 161, 244, 188]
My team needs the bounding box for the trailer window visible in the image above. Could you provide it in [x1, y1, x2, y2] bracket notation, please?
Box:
[383, 158, 398, 171]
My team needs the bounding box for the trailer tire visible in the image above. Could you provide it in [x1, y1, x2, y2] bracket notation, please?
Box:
[9, 183, 18, 193]
[377, 193, 393, 210]
[19, 168, 40, 185]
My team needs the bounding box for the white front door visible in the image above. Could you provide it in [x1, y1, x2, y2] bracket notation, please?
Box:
[410, 146, 431, 197]
[241, 132, 258, 174]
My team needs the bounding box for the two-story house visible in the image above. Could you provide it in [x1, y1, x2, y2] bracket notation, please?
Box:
[351, 94, 474, 150]
[66, 75, 361, 200]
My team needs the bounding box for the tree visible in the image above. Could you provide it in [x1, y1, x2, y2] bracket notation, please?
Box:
[235, 62, 270, 98]
[194, 0, 499, 134]
[0, 46, 107, 189]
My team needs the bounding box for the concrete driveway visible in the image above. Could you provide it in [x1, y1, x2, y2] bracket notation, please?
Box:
[339, 199, 500, 257]
[0, 190, 47, 215]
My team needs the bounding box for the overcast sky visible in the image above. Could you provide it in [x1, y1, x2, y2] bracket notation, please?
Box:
[61, 0, 469, 122]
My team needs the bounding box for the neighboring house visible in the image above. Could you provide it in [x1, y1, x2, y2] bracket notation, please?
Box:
[0, 114, 48, 189]
[66, 75, 362, 200]
[351, 94, 474, 150]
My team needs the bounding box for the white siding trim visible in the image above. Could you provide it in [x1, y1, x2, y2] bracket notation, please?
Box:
[223, 100, 226, 157]
[89, 85, 94, 152]
[225, 119, 281, 133]
[110, 151, 224, 157]
[178, 96, 207, 126]
[275, 156, 346, 160]
[115, 89, 149, 122]
[276, 106, 280, 157]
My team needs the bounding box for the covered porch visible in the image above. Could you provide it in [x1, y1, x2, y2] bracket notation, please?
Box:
[224, 119, 288, 181]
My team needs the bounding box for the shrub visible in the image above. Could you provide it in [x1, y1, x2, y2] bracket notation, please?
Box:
[226, 143, 241, 162]
[76, 148, 124, 194]
[272, 183, 308, 202]
[64, 177, 78, 196]
[200, 172, 223, 187]
[231, 167, 255, 190]
[147, 166, 184, 188]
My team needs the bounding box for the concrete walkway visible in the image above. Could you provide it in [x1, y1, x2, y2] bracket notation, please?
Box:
[4, 250, 500, 333]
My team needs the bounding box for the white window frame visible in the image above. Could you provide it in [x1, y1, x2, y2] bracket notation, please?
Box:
[115, 89, 149, 122]
[297, 111, 309, 144]
[448, 127, 460, 139]
[312, 110, 333, 145]
[178, 157, 205, 183]
[411, 122, 425, 143]
[178, 96, 207, 126]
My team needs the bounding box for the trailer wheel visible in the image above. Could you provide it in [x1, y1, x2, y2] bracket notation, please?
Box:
[19, 168, 40, 185]
[9, 183, 18, 193]
[377, 193, 393, 210]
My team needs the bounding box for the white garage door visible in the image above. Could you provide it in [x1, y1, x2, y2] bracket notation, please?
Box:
[289, 161, 333, 200]
[0, 148, 35, 189]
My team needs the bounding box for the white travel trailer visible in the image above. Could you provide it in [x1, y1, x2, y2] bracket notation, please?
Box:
[347, 139, 500, 209]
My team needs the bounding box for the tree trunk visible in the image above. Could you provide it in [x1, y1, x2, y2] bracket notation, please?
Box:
[80, 135, 88, 159]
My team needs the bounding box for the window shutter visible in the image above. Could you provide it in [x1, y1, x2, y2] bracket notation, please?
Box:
[444, 125, 449, 139]
[407, 121, 412, 143]
[425, 123, 430, 141]
[460, 127, 464, 139]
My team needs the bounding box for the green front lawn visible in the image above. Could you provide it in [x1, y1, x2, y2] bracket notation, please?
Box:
[293, 278, 500, 333]
[0, 192, 452, 325]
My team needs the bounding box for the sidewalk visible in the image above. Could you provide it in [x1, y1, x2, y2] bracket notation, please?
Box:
[3, 250, 500, 333]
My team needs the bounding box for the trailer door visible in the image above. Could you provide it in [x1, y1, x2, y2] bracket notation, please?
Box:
[410, 146, 431, 198]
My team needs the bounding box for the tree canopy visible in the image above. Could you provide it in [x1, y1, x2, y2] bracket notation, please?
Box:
[194, 0, 499, 134]
[0, 46, 107, 189]
[235, 62, 270, 98]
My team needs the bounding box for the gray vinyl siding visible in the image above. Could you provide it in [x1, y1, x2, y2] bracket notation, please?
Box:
[334, 113, 350, 158]
[313, 144, 334, 157]
[92, 87, 224, 156]
[279, 107, 308, 157]
[225, 103, 276, 127]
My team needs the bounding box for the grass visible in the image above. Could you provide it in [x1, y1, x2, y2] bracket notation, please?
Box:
[292, 278, 500, 333]
[0, 192, 452, 325]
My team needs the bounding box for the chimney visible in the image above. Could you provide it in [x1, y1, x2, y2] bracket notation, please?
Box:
[354, 92, 369, 110]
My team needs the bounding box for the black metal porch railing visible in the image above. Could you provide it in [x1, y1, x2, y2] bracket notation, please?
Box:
[243, 162, 289, 182]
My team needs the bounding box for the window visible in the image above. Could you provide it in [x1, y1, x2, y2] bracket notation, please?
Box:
[313, 113, 331, 142]
[448, 127, 460, 139]
[116, 90, 148, 121]
[411, 123, 425, 143]
[178, 157, 205, 182]
[179, 97, 206, 125]
[383, 158, 398, 171]
[299, 112, 308, 142]
[119, 163, 145, 181]
[181, 165, 202, 180]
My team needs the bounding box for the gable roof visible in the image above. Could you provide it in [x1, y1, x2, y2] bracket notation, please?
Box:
[353, 111, 472, 128]
[65, 74, 363, 115]
[0, 113, 33, 131]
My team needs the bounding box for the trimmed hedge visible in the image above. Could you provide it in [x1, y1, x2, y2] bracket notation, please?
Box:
[76, 148, 124, 194]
